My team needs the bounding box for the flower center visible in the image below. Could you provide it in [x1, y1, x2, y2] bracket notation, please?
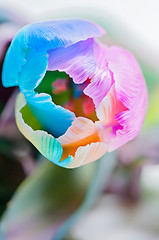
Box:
[35, 70, 98, 122]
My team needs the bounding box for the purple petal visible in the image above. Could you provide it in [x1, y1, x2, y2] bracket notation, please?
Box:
[48, 39, 115, 108]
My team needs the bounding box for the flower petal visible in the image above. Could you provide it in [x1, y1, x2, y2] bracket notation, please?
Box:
[96, 47, 147, 151]
[67, 142, 108, 168]
[106, 47, 147, 151]
[58, 117, 97, 146]
[48, 39, 114, 108]
[15, 93, 72, 167]
[2, 19, 105, 89]
[57, 117, 108, 168]
[2, 30, 27, 88]
[84, 69, 114, 108]
[2, 20, 105, 138]
[83, 42, 114, 108]
[105, 46, 147, 111]
[96, 85, 126, 124]
[48, 38, 96, 84]
[26, 19, 105, 51]
[26, 92, 75, 138]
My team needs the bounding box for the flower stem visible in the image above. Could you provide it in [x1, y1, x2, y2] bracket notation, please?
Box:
[53, 151, 117, 240]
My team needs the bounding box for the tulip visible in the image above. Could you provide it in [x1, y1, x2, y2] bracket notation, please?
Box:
[2, 19, 147, 168]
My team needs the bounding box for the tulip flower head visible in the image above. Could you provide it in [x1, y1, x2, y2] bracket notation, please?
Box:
[2, 19, 147, 168]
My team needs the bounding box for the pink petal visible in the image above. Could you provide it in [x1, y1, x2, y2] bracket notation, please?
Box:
[96, 47, 147, 151]
[84, 68, 114, 108]
[84, 42, 114, 108]
[105, 46, 147, 110]
[95, 85, 127, 147]
[96, 85, 126, 124]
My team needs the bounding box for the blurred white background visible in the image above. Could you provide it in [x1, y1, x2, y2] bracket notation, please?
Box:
[0, 0, 159, 58]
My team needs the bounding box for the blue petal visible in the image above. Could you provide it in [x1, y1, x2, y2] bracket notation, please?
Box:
[2, 19, 105, 89]
[26, 19, 105, 51]
[2, 30, 27, 87]
[15, 93, 73, 167]
[26, 92, 75, 138]
[18, 48, 48, 92]
[2, 19, 105, 138]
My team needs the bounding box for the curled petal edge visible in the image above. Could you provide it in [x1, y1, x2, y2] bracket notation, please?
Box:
[2, 19, 105, 89]
[67, 142, 108, 168]
[15, 93, 72, 168]
[58, 117, 108, 168]
[15, 95, 108, 168]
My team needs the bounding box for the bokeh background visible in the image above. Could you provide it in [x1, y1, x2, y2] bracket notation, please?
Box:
[0, 0, 159, 239]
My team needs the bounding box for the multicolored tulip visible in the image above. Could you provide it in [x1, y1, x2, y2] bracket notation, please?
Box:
[2, 19, 147, 168]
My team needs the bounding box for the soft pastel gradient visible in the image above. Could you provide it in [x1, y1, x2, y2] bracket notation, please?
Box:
[2, 19, 147, 168]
